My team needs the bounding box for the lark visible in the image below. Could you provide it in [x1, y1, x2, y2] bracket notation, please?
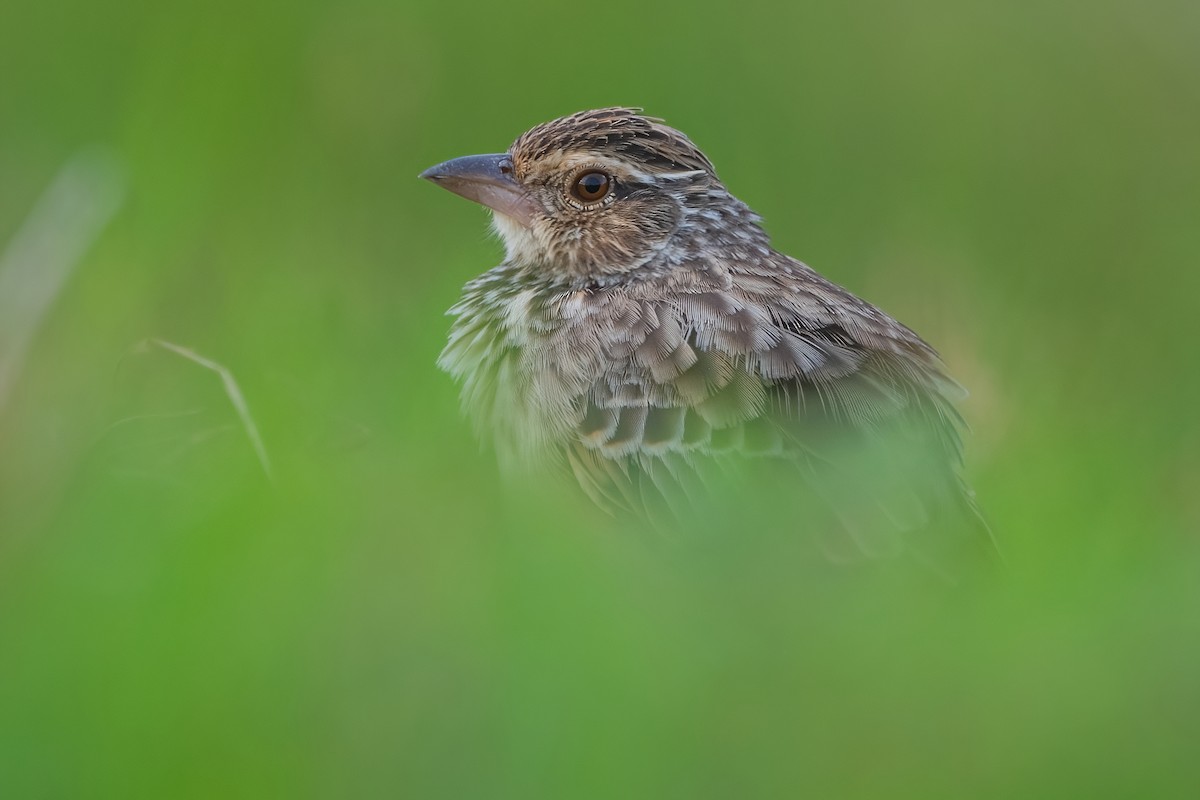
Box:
[422, 108, 990, 558]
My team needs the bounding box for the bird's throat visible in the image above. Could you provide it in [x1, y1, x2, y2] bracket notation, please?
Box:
[490, 211, 545, 268]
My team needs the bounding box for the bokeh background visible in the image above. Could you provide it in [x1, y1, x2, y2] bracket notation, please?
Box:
[2, 0, 1198, 796]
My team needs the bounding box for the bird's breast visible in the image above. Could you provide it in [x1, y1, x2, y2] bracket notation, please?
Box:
[439, 269, 602, 469]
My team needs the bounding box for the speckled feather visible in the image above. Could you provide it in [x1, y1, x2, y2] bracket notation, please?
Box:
[436, 108, 989, 556]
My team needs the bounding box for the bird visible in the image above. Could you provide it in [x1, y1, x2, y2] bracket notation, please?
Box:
[421, 107, 992, 562]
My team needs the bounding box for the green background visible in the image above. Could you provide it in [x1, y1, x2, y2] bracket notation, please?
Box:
[2, 0, 1198, 797]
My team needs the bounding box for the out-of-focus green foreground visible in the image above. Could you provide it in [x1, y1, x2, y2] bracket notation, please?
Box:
[2, 1, 1198, 797]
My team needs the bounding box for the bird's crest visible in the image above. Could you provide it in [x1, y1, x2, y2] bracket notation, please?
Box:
[510, 107, 717, 177]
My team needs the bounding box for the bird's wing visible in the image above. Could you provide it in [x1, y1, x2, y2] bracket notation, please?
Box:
[562, 258, 994, 561]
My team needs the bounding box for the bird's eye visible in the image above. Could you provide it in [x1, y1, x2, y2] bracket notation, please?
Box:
[572, 171, 611, 203]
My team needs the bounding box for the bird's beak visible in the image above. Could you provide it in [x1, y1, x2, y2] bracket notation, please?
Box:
[419, 153, 539, 227]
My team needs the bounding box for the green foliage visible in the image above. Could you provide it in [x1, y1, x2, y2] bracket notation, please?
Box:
[1, 0, 1197, 796]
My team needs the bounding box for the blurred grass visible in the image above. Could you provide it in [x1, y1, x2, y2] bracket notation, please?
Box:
[1, 0, 1199, 797]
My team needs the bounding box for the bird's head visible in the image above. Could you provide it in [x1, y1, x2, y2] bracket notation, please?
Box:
[421, 108, 765, 284]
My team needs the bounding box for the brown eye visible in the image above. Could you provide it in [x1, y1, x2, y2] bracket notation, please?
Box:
[572, 171, 611, 203]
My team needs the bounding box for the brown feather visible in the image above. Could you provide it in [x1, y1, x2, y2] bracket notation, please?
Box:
[434, 109, 995, 561]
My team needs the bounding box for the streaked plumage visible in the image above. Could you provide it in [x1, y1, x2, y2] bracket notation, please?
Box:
[423, 108, 991, 559]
